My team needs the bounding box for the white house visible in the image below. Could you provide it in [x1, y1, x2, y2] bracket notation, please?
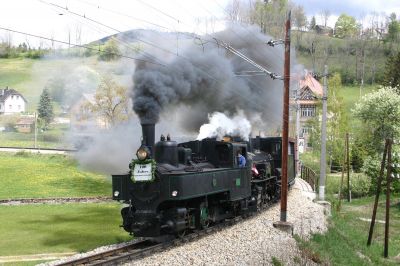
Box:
[0, 87, 27, 114]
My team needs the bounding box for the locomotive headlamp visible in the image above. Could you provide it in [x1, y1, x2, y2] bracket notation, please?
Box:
[136, 147, 148, 160]
[114, 190, 120, 197]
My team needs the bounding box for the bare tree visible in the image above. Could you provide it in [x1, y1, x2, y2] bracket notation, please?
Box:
[88, 75, 132, 128]
[225, 0, 255, 24]
[320, 9, 331, 27]
[25, 35, 31, 50]
[226, 0, 241, 21]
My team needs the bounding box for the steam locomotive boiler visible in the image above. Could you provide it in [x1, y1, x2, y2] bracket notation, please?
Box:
[112, 123, 296, 238]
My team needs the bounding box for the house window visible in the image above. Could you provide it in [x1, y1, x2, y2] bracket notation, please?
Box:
[11, 95, 14, 99]
[301, 106, 316, 117]
[302, 126, 311, 136]
[18, 105, 21, 110]
[17, 95, 20, 100]
[9, 105, 12, 110]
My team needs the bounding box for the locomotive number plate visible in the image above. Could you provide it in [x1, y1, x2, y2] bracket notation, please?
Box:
[132, 163, 153, 181]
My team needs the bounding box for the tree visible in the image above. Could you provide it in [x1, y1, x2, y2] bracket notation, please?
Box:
[326, 73, 348, 170]
[309, 16, 316, 30]
[98, 38, 121, 61]
[225, 0, 252, 23]
[252, 0, 289, 37]
[320, 9, 331, 27]
[383, 51, 400, 90]
[334, 14, 358, 38]
[352, 87, 400, 152]
[292, 5, 307, 31]
[88, 76, 132, 127]
[37, 88, 54, 129]
[386, 12, 400, 42]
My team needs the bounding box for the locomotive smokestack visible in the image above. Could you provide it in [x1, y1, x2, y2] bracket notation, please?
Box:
[141, 123, 155, 150]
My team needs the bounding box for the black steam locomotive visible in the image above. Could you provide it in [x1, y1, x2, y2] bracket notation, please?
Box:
[112, 123, 296, 238]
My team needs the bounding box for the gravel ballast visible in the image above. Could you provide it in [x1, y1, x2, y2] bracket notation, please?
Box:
[125, 178, 327, 266]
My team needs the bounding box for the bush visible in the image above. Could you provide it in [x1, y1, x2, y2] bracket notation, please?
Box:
[362, 156, 381, 193]
[328, 173, 372, 198]
[349, 174, 372, 198]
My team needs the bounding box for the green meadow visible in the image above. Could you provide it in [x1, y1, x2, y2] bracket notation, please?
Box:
[0, 152, 110, 199]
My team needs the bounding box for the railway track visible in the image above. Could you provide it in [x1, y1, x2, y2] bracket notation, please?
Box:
[0, 196, 112, 205]
[53, 214, 257, 266]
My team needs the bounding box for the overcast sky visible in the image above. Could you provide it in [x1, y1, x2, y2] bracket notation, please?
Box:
[0, 0, 399, 47]
[293, 0, 400, 17]
[0, 0, 229, 47]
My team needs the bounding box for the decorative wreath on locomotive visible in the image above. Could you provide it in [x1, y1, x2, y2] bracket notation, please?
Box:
[112, 123, 296, 238]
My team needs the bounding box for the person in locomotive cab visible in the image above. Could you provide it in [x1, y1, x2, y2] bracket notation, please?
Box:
[237, 150, 246, 168]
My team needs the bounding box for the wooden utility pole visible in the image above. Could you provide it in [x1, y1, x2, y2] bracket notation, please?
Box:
[346, 133, 351, 202]
[384, 140, 392, 258]
[34, 112, 37, 149]
[367, 139, 389, 246]
[319, 65, 328, 200]
[279, 10, 291, 223]
[337, 134, 347, 211]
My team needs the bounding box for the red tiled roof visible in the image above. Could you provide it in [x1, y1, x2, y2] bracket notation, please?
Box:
[16, 117, 35, 125]
[299, 73, 323, 97]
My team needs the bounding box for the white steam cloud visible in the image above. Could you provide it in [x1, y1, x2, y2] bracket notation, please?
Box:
[196, 111, 251, 141]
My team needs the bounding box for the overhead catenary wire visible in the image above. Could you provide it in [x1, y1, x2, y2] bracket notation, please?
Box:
[37, 0, 167, 64]
[36, 0, 232, 83]
[203, 0, 284, 65]
[67, 0, 282, 81]
[75, 0, 172, 31]
[170, 0, 283, 79]
[0, 26, 165, 66]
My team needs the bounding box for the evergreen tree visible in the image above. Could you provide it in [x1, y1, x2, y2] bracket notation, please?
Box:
[383, 51, 400, 90]
[386, 12, 400, 42]
[309, 16, 316, 30]
[37, 88, 54, 129]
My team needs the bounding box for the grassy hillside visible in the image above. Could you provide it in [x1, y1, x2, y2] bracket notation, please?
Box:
[293, 31, 398, 85]
[0, 56, 134, 113]
[339, 85, 377, 114]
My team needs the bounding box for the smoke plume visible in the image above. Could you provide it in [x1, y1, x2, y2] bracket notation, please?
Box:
[133, 25, 289, 131]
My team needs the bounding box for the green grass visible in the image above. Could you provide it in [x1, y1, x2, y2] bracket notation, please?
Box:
[339, 85, 377, 114]
[0, 152, 110, 199]
[0, 58, 33, 88]
[297, 199, 400, 265]
[0, 123, 72, 149]
[0, 203, 131, 256]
